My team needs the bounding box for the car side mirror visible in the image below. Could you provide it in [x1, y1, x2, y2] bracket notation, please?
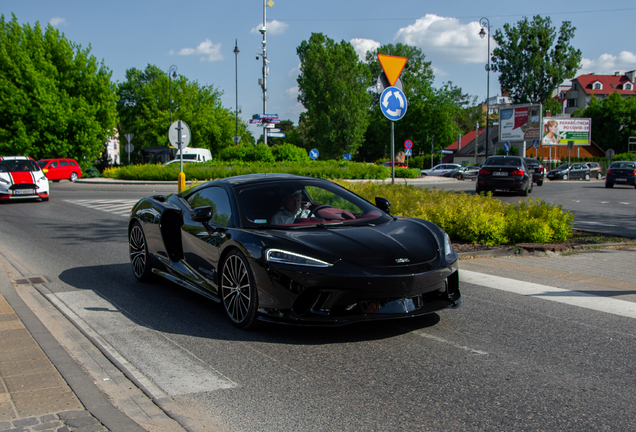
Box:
[375, 197, 391, 214]
[191, 206, 213, 223]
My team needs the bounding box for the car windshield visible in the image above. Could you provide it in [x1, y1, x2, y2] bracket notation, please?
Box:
[0, 160, 39, 173]
[556, 164, 571, 170]
[233, 179, 392, 228]
[610, 162, 636, 169]
[524, 159, 539, 166]
[484, 157, 521, 166]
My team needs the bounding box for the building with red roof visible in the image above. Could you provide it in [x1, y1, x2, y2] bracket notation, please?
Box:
[565, 70, 636, 114]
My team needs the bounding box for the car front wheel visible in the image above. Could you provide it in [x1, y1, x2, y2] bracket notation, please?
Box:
[584, 173, 590, 181]
[562, 174, 568, 180]
[70, 172, 78, 182]
[221, 250, 259, 329]
[129, 221, 153, 282]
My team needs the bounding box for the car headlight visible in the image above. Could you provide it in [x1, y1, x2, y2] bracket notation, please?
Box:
[265, 249, 332, 267]
[443, 233, 455, 259]
[38, 175, 47, 182]
[0, 178, 8, 185]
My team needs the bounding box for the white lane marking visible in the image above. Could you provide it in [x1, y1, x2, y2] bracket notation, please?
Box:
[412, 330, 488, 355]
[601, 202, 610, 204]
[53, 291, 237, 396]
[461, 270, 636, 320]
[575, 221, 616, 227]
[619, 202, 631, 205]
[65, 199, 138, 217]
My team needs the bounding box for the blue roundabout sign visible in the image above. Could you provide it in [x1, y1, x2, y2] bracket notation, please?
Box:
[380, 86, 408, 121]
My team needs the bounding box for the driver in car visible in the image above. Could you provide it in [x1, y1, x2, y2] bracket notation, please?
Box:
[271, 189, 311, 224]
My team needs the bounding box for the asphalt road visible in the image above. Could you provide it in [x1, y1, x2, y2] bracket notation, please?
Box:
[1, 179, 635, 431]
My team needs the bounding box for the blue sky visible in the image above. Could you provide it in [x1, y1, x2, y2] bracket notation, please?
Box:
[4, 1, 636, 138]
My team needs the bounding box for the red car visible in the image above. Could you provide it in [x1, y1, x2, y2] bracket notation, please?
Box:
[381, 161, 407, 169]
[37, 158, 82, 182]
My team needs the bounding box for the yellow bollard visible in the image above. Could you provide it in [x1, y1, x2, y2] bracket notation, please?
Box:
[178, 171, 186, 194]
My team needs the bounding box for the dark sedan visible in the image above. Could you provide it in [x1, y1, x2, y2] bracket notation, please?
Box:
[547, 163, 591, 181]
[443, 165, 480, 180]
[523, 157, 547, 186]
[476, 156, 533, 196]
[605, 161, 636, 188]
[128, 174, 460, 329]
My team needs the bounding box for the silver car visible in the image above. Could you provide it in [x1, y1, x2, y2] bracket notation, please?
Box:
[421, 163, 462, 176]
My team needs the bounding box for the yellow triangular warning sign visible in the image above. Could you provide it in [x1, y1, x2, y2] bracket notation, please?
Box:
[378, 54, 407, 86]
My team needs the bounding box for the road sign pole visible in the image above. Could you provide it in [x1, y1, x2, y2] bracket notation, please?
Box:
[391, 122, 395, 184]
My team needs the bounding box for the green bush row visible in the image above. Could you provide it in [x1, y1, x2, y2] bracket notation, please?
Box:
[103, 160, 422, 181]
[339, 181, 574, 245]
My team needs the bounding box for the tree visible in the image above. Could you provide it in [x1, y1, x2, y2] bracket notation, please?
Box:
[574, 92, 636, 153]
[0, 14, 117, 163]
[116, 64, 245, 160]
[296, 33, 372, 159]
[362, 44, 471, 161]
[491, 15, 582, 104]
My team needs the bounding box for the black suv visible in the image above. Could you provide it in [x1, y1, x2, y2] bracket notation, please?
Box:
[476, 156, 533, 196]
[523, 157, 546, 186]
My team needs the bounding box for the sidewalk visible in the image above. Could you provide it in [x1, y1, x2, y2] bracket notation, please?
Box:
[0, 254, 187, 432]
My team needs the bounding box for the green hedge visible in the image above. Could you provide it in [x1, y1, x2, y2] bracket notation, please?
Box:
[339, 181, 574, 245]
[103, 161, 411, 181]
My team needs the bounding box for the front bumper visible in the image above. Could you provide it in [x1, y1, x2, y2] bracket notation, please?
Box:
[254, 260, 461, 326]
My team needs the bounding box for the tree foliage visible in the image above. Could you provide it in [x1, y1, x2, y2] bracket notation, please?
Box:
[0, 14, 117, 162]
[362, 44, 470, 161]
[574, 92, 636, 153]
[296, 33, 372, 159]
[116, 64, 245, 160]
[491, 15, 582, 104]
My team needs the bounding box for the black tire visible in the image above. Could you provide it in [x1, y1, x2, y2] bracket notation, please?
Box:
[597, 173, 602, 180]
[521, 184, 529, 196]
[562, 174, 568, 181]
[70, 172, 78, 182]
[528, 182, 533, 194]
[605, 182, 613, 188]
[221, 249, 259, 329]
[457, 173, 463, 180]
[41, 197, 49, 202]
[129, 221, 153, 282]
[537, 180, 543, 186]
[584, 173, 590, 181]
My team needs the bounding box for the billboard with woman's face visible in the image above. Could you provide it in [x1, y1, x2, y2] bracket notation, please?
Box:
[542, 118, 591, 145]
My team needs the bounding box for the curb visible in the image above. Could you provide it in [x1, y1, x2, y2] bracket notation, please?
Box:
[458, 241, 636, 259]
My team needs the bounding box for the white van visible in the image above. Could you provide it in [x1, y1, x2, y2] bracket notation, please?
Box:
[171, 147, 212, 163]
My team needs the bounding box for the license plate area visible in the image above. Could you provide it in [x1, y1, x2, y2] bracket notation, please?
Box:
[14, 189, 35, 195]
[493, 171, 507, 176]
[616, 178, 627, 181]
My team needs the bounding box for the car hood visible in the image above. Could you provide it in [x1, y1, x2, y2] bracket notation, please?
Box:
[269, 219, 440, 267]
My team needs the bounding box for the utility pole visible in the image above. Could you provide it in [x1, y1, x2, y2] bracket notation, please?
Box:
[260, 0, 268, 146]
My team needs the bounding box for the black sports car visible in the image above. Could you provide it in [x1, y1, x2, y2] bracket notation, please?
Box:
[128, 174, 460, 329]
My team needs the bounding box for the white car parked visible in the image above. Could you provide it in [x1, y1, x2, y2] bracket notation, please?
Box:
[0, 156, 50, 202]
[421, 163, 462, 176]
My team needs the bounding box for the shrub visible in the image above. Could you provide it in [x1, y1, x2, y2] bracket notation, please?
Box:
[337, 181, 573, 246]
[272, 143, 311, 162]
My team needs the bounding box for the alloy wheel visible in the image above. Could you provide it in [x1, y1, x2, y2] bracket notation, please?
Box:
[221, 251, 258, 328]
[129, 223, 150, 281]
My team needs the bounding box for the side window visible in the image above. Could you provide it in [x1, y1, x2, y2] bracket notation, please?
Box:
[60, 160, 69, 167]
[50, 161, 59, 168]
[187, 186, 233, 227]
[70, 161, 78, 166]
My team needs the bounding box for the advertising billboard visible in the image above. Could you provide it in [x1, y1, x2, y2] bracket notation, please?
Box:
[541, 118, 591, 145]
[498, 104, 542, 142]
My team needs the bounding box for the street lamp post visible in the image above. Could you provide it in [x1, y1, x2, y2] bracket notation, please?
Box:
[479, 18, 490, 160]
[168, 65, 178, 123]
[233, 40, 240, 145]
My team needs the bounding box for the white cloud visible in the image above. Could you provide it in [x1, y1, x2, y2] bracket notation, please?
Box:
[393, 14, 491, 65]
[287, 63, 301, 78]
[287, 101, 306, 122]
[285, 86, 299, 100]
[173, 39, 223, 62]
[250, 20, 288, 35]
[350, 38, 381, 62]
[579, 51, 636, 75]
[49, 17, 67, 27]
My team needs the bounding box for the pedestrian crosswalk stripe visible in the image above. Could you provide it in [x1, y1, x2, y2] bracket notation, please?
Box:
[65, 199, 138, 217]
